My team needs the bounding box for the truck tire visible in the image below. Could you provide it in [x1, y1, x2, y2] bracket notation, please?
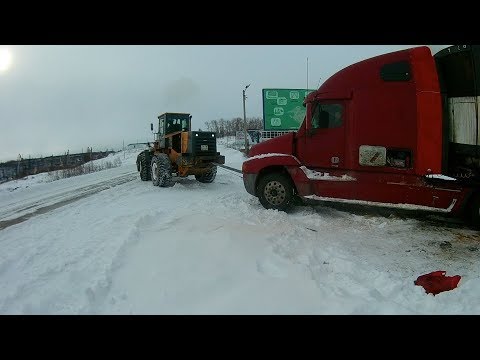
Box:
[257, 173, 294, 211]
[138, 152, 151, 181]
[195, 166, 217, 183]
[151, 154, 174, 187]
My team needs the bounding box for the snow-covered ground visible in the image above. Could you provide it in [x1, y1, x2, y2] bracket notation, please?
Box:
[1, 140, 480, 314]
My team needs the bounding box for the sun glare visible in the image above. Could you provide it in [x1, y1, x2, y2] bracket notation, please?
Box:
[0, 48, 13, 72]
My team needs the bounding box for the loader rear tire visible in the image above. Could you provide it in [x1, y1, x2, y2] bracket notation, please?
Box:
[138, 152, 151, 181]
[195, 166, 217, 183]
[151, 154, 174, 187]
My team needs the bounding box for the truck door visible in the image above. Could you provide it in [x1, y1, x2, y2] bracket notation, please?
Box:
[301, 101, 346, 169]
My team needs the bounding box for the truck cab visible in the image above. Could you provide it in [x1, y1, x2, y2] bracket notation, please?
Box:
[242, 45, 480, 226]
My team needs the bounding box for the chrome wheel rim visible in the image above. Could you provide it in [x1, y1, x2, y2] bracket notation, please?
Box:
[264, 180, 286, 206]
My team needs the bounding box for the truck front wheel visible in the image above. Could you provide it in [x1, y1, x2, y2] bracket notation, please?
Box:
[257, 173, 294, 211]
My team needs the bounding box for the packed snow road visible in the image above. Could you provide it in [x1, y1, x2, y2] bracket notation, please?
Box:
[0, 163, 239, 231]
[0, 172, 138, 230]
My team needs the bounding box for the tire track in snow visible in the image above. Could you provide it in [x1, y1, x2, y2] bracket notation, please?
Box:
[80, 211, 166, 314]
[0, 198, 165, 314]
[0, 173, 137, 231]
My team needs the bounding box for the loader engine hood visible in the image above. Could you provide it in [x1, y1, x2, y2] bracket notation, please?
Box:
[248, 132, 295, 158]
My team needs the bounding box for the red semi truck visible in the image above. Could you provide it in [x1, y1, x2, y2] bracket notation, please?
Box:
[242, 45, 480, 226]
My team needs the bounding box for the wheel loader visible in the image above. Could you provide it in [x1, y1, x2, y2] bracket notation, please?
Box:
[136, 112, 225, 187]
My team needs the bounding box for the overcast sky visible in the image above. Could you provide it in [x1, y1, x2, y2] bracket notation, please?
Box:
[0, 45, 449, 162]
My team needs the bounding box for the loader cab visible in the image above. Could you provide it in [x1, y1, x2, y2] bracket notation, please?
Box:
[158, 113, 191, 137]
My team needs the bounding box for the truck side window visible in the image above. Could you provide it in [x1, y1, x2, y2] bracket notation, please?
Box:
[311, 103, 343, 129]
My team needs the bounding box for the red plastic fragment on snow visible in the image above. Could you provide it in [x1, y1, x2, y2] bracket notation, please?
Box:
[414, 271, 461, 296]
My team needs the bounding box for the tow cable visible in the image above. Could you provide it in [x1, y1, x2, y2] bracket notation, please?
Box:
[216, 164, 242, 174]
[216, 164, 243, 178]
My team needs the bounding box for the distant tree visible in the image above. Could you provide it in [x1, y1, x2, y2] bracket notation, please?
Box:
[218, 118, 226, 137]
[203, 116, 263, 137]
[247, 116, 263, 130]
[204, 120, 212, 132]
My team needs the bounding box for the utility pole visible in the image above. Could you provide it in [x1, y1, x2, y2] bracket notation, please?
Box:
[306, 57, 309, 91]
[16, 154, 21, 178]
[243, 84, 250, 154]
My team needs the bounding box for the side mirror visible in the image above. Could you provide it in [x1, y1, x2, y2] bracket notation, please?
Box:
[150, 123, 153, 131]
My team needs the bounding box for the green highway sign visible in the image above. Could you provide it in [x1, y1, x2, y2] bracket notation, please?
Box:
[262, 89, 315, 130]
